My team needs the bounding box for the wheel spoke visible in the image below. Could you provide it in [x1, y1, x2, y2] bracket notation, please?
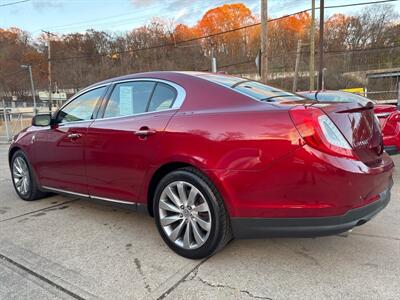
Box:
[14, 177, 23, 187]
[187, 186, 198, 207]
[159, 199, 181, 213]
[168, 219, 185, 241]
[194, 215, 211, 231]
[177, 182, 187, 205]
[13, 169, 22, 178]
[193, 202, 209, 212]
[21, 178, 27, 194]
[191, 220, 205, 245]
[165, 186, 183, 208]
[183, 221, 191, 249]
[14, 163, 23, 174]
[160, 214, 182, 226]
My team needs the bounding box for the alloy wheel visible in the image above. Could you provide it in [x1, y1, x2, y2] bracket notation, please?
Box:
[158, 181, 212, 249]
[12, 156, 31, 196]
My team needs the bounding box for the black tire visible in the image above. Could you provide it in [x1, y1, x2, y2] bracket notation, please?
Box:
[11, 150, 48, 201]
[153, 167, 232, 259]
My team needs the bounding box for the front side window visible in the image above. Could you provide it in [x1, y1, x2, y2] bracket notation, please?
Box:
[104, 81, 177, 118]
[57, 86, 107, 123]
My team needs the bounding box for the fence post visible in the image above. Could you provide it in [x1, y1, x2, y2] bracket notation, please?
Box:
[2, 99, 11, 141]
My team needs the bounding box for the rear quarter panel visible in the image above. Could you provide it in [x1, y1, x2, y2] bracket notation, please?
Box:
[144, 79, 302, 215]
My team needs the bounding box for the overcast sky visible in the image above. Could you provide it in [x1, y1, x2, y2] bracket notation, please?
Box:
[1, 0, 399, 36]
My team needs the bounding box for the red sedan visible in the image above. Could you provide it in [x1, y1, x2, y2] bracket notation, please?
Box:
[9, 72, 394, 258]
[300, 90, 400, 154]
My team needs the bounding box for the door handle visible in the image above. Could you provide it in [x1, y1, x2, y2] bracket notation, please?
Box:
[134, 127, 156, 137]
[67, 133, 82, 140]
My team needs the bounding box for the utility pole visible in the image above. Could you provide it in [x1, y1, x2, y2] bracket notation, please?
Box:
[211, 44, 217, 73]
[309, 0, 316, 91]
[20, 64, 37, 114]
[42, 30, 54, 112]
[261, 0, 268, 83]
[317, 0, 325, 90]
[293, 40, 302, 92]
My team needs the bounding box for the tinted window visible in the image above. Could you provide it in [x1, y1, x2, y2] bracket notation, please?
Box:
[57, 86, 106, 123]
[200, 74, 304, 102]
[104, 81, 155, 118]
[148, 83, 176, 112]
[198, 73, 245, 87]
[301, 92, 317, 100]
[315, 93, 347, 102]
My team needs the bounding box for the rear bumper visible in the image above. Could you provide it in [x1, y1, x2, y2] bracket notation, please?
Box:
[231, 182, 392, 239]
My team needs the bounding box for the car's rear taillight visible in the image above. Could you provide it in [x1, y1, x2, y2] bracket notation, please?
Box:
[289, 106, 357, 159]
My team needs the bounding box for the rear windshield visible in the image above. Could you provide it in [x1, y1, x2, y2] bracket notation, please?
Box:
[199, 74, 305, 102]
[303, 91, 375, 105]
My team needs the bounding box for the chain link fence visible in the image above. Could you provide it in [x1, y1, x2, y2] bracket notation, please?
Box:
[0, 100, 57, 144]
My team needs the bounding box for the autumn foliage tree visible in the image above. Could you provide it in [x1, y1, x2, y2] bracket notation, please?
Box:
[0, 3, 399, 99]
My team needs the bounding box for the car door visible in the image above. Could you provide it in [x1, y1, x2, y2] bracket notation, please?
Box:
[85, 79, 185, 202]
[39, 85, 108, 195]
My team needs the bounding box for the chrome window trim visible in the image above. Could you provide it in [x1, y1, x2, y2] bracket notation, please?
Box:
[54, 78, 186, 125]
[96, 78, 186, 121]
[93, 108, 178, 122]
[42, 185, 137, 205]
[110, 78, 186, 110]
[57, 119, 94, 126]
[57, 83, 112, 114]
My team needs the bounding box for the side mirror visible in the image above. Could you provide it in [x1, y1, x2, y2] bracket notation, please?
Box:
[32, 113, 52, 127]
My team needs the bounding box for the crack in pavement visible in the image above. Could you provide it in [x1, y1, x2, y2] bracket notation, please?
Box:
[188, 267, 272, 300]
[156, 258, 209, 300]
[0, 198, 80, 223]
[0, 252, 86, 300]
[134, 257, 152, 293]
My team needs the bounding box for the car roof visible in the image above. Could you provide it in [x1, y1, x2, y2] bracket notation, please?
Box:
[88, 71, 230, 87]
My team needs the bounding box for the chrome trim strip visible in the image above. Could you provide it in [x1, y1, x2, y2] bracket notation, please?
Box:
[90, 196, 135, 205]
[42, 186, 137, 205]
[42, 186, 89, 198]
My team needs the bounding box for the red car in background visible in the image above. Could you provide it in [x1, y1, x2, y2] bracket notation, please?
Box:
[9, 73, 394, 258]
[300, 91, 400, 154]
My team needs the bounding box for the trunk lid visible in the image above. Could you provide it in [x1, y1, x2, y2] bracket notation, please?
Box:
[315, 102, 383, 164]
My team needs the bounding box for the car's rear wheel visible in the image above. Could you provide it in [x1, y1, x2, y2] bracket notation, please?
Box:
[154, 167, 231, 259]
[11, 150, 47, 201]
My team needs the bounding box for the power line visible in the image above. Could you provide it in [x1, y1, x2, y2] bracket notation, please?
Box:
[325, 0, 400, 9]
[51, 0, 400, 63]
[50, 9, 313, 62]
[0, 0, 29, 7]
[36, 0, 228, 33]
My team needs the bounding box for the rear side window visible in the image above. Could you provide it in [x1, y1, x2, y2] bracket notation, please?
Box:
[104, 81, 155, 118]
[103, 81, 177, 118]
[148, 83, 176, 112]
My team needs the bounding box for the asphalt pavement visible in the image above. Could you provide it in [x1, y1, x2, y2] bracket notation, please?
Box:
[0, 144, 399, 300]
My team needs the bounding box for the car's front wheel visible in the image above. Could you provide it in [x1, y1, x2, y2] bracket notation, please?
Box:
[11, 150, 47, 201]
[154, 167, 232, 259]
